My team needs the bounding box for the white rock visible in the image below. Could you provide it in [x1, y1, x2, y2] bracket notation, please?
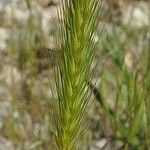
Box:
[0, 137, 15, 150]
[0, 120, 3, 129]
[1, 65, 21, 86]
[95, 139, 107, 148]
[124, 51, 134, 70]
[41, 6, 58, 35]
[0, 85, 11, 103]
[0, 28, 9, 40]
[91, 139, 108, 150]
[0, 28, 9, 51]
[0, 101, 11, 117]
[38, 0, 59, 7]
[13, 111, 20, 119]
[122, 1, 149, 28]
[0, 0, 9, 13]
[4, 4, 29, 26]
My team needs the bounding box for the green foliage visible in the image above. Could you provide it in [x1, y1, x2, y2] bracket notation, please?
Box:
[98, 24, 150, 148]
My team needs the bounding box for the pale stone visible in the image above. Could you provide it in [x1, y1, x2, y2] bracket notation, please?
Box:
[1, 65, 21, 86]
[0, 101, 11, 117]
[38, 0, 59, 8]
[91, 139, 108, 150]
[4, 4, 29, 26]
[41, 6, 58, 36]
[122, 1, 149, 28]
[0, 28, 9, 51]
[0, 137, 14, 150]
[124, 51, 134, 70]
[0, 0, 9, 13]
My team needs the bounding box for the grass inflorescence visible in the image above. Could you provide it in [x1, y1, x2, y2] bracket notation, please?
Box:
[53, 0, 101, 149]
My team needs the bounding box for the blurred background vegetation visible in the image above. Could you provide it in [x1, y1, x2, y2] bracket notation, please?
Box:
[0, 0, 149, 149]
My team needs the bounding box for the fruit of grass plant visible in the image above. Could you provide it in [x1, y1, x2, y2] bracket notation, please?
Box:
[52, 0, 101, 149]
